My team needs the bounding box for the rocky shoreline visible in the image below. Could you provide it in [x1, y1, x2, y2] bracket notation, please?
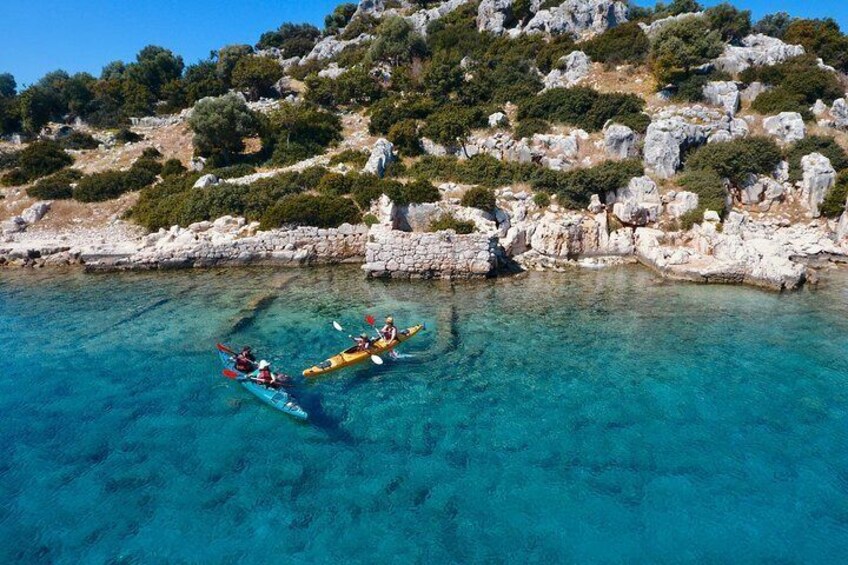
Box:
[4, 185, 848, 291]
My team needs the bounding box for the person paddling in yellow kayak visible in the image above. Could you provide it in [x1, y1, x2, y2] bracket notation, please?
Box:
[380, 317, 398, 342]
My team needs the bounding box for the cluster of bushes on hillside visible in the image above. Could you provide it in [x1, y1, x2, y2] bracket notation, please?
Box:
[1, 140, 72, 186]
[742, 56, 843, 119]
[784, 136, 848, 182]
[676, 137, 783, 225]
[533, 159, 645, 208]
[27, 168, 83, 199]
[73, 156, 162, 202]
[129, 165, 442, 231]
[518, 87, 646, 132]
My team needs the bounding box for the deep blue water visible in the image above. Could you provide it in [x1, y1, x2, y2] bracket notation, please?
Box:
[1, 266, 848, 563]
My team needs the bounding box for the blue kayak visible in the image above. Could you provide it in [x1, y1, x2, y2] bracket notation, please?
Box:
[216, 345, 308, 421]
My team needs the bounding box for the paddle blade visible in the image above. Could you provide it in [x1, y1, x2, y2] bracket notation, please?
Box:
[216, 343, 236, 355]
[365, 314, 376, 326]
[370, 355, 384, 365]
[222, 369, 240, 379]
[333, 321, 343, 331]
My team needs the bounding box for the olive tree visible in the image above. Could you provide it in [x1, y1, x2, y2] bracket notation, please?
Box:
[650, 16, 724, 84]
[188, 93, 259, 164]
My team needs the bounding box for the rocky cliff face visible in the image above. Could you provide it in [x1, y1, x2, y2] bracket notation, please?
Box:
[477, 0, 628, 38]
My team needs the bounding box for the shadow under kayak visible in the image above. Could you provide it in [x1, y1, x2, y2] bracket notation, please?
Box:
[302, 324, 425, 378]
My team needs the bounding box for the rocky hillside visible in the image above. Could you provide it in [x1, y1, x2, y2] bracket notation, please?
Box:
[2, 0, 848, 289]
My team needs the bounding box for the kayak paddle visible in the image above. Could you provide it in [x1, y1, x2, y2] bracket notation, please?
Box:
[370, 355, 384, 365]
[333, 321, 344, 331]
[223, 369, 245, 380]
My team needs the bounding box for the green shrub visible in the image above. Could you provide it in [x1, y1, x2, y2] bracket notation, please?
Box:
[514, 118, 551, 139]
[685, 137, 782, 185]
[73, 170, 133, 202]
[461, 186, 496, 212]
[368, 94, 435, 135]
[744, 55, 843, 118]
[317, 172, 353, 195]
[161, 158, 186, 177]
[141, 147, 162, 159]
[785, 136, 848, 182]
[610, 112, 651, 134]
[260, 193, 360, 229]
[115, 128, 143, 144]
[704, 3, 752, 43]
[1, 168, 27, 187]
[533, 159, 644, 208]
[264, 102, 342, 166]
[206, 163, 256, 179]
[751, 89, 809, 119]
[820, 170, 848, 218]
[678, 169, 729, 226]
[784, 19, 848, 73]
[231, 56, 283, 101]
[328, 149, 369, 168]
[10, 140, 73, 183]
[517, 87, 645, 132]
[403, 179, 441, 204]
[256, 23, 321, 56]
[189, 93, 259, 164]
[650, 15, 724, 84]
[60, 131, 99, 150]
[0, 149, 20, 170]
[363, 213, 379, 227]
[27, 168, 82, 199]
[73, 157, 161, 202]
[429, 213, 475, 234]
[533, 192, 551, 208]
[580, 22, 650, 65]
[387, 119, 422, 156]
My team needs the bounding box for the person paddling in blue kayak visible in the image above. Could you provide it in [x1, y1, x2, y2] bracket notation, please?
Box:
[249, 360, 291, 389]
[234, 346, 257, 373]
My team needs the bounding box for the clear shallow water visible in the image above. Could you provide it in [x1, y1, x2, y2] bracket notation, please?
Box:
[1, 266, 848, 563]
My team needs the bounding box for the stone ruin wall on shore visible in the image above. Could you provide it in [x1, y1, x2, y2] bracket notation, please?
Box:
[362, 226, 499, 279]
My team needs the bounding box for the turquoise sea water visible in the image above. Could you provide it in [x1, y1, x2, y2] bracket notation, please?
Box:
[1, 265, 848, 563]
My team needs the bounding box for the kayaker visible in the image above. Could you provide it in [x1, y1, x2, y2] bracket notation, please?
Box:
[234, 346, 257, 373]
[380, 317, 398, 342]
[353, 333, 372, 351]
[252, 360, 290, 389]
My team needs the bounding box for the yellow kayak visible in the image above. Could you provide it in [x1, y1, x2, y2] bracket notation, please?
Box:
[303, 324, 425, 377]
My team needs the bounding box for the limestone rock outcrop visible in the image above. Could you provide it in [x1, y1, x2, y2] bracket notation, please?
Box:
[363, 138, 395, 177]
[800, 153, 836, 218]
[763, 112, 806, 143]
[714, 34, 805, 74]
[543, 51, 591, 90]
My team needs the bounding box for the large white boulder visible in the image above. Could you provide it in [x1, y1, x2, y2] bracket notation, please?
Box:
[604, 124, 636, 159]
[801, 153, 836, 218]
[703, 81, 740, 116]
[543, 51, 591, 90]
[763, 112, 806, 143]
[363, 138, 395, 178]
[478, 0, 628, 37]
[714, 34, 805, 74]
[610, 176, 662, 226]
[666, 191, 699, 218]
[643, 118, 707, 179]
[193, 174, 219, 189]
[523, 0, 628, 37]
